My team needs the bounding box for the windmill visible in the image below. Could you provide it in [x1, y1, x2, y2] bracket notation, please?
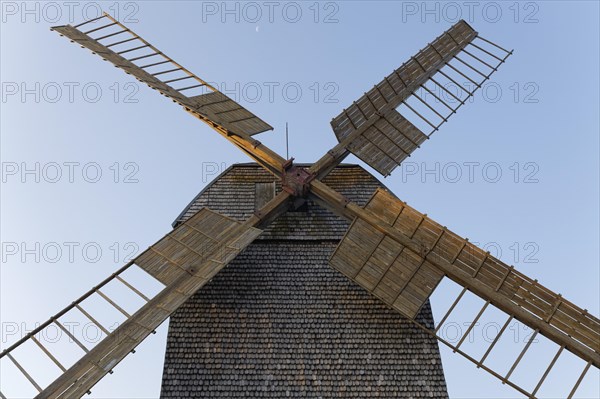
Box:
[1, 12, 598, 398]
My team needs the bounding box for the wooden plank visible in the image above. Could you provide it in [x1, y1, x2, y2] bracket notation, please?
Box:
[135, 248, 187, 285]
[330, 189, 444, 319]
[134, 208, 243, 284]
[188, 92, 271, 135]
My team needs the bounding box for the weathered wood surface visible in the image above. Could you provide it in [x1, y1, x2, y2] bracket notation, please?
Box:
[330, 190, 443, 318]
[35, 207, 264, 398]
[312, 20, 512, 178]
[318, 20, 477, 177]
[345, 110, 428, 177]
[330, 20, 477, 142]
[188, 91, 271, 136]
[51, 19, 283, 177]
[31, 189, 292, 398]
[52, 15, 271, 137]
[135, 208, 243, 285]
[312, 183, 600, 369]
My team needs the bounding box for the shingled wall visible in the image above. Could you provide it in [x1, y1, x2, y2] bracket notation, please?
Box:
[160, 164, 449, 398]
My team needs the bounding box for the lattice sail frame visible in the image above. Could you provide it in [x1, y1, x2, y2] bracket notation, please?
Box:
[331, 20, 512, 176]
[330, 188, 600, 398]
[0, 208, 263, 398]
[51, 13, 272, 136]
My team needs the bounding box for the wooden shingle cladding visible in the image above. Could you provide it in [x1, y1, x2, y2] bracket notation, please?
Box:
[173, 163, 382, 240]
[161, 164, 449, 397]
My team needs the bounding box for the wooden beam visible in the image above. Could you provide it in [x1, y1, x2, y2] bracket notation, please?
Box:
[310, 23, 480, 178]
[309, 180, 600, 368]
[52, 23, 285, 178]
[35, 191, 292, 398]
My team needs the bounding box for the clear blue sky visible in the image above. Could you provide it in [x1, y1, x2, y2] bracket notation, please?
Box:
[1, 1, 598, 398]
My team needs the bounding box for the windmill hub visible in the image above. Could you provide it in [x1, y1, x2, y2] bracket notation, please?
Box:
[281, 158, 315, 197]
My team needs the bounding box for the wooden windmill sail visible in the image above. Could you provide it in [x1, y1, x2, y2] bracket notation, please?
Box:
[1, 12, 598, 398]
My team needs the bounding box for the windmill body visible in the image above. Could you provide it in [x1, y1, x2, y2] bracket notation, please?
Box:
[161, 163, 448, 397]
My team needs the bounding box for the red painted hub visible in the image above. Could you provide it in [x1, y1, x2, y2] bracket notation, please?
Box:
[281, 159, 315, 197]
